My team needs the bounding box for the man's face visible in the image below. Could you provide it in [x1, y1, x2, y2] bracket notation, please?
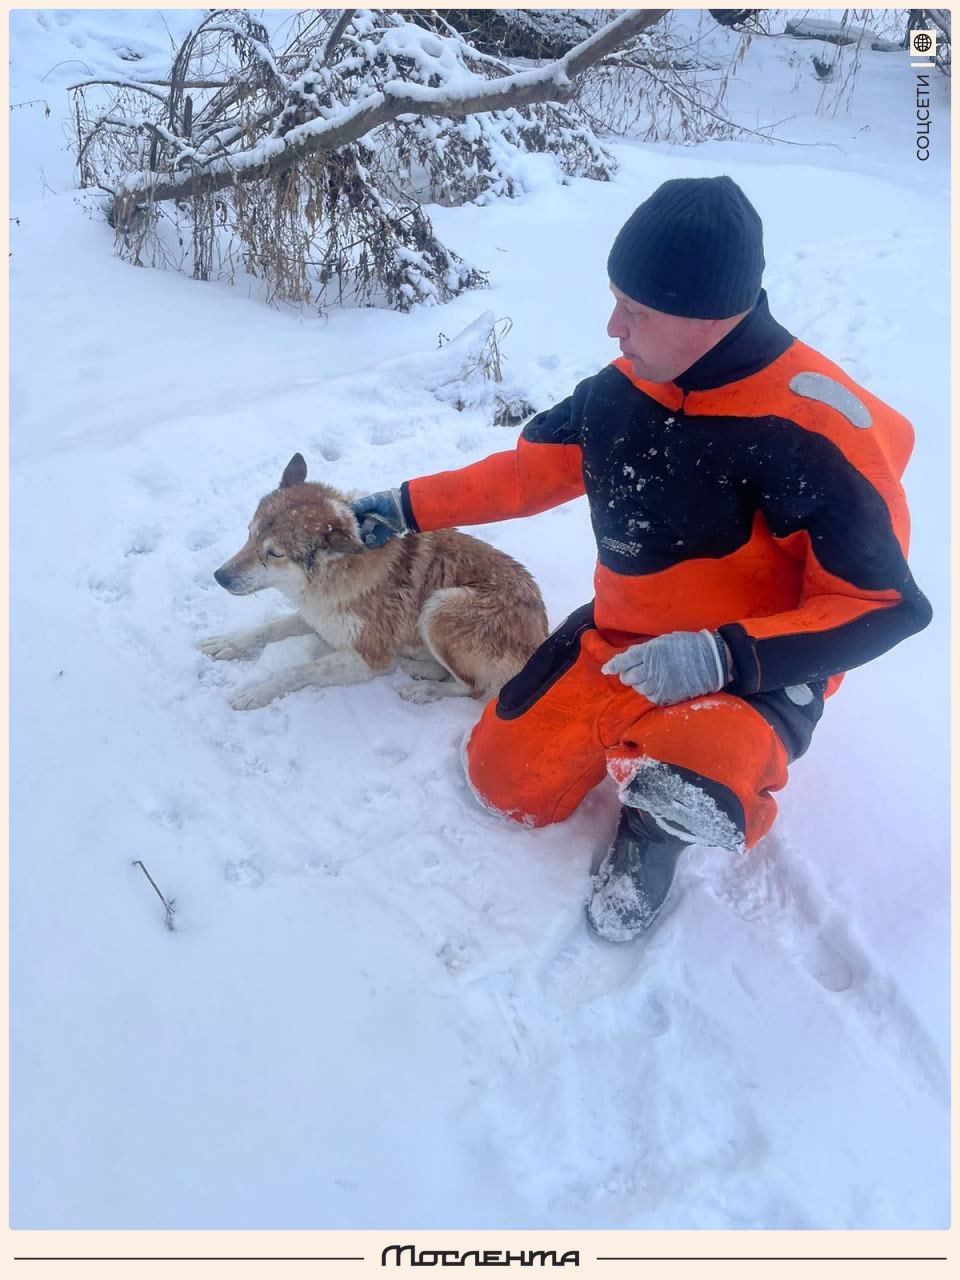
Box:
[607, 283, 742, 385]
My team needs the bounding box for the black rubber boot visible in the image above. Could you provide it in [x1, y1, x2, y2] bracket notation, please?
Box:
[585, 807, 688, 942]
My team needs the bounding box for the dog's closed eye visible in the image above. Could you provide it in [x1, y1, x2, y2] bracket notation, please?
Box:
[266, 549, 286, 559]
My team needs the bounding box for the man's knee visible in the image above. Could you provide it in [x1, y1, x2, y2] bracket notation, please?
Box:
[461, 715, 548, 827]
[463, 703, 604, 829]
[460, 605, 611, 828]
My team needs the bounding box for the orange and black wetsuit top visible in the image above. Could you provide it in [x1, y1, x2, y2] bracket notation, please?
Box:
[399, 290, 932, 697]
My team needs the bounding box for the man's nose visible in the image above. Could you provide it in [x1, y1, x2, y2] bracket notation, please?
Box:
[607, 304, 626, 340]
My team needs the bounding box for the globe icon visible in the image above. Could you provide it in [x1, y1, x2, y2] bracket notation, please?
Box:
[914, 32, 933, 53]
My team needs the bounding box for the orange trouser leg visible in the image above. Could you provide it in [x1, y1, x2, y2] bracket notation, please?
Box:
[464, 633, 611, 827]
[465, 624, 791, 848]
[602, 694, 790, 849]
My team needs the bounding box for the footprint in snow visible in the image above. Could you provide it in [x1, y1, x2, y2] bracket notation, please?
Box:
[131, 466, 177, 497]
[224, 859, 265, 888]
[537, 885, 684, 1011]
[88, 567, 131, 603]
[698, 834, 859, 992]
[124, 526, 161, 557]
[185, 527, 220, 552]
[436, 937, 476, 976]
[368, 422, 401, 446]
[538, 918, 644, 1008]
[791, 914, 862, 993]
[701, 834, 948, 1099]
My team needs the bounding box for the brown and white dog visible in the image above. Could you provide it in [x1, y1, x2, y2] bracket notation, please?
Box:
[200, 453, 549, 711]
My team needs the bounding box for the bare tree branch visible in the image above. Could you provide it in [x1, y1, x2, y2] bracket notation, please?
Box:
[926, 9, 951, 42]
[69, 79, 170, 103]
[69, 78, 231, 93]
[322, 9, 357, 67]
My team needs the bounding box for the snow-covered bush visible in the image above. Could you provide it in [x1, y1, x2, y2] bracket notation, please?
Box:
[432, 312, 536, 426]
[69, 7, 651, 314]
[306, 9, 614, 209]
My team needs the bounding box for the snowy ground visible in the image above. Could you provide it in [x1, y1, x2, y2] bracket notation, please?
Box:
[10, 10, 950, 1229]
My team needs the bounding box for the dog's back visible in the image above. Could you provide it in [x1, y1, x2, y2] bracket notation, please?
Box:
[340, 528, 549, 699]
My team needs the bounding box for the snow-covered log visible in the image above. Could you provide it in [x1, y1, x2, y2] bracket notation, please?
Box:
[784, 15, 917, 54]
[785, 17, 879, 47]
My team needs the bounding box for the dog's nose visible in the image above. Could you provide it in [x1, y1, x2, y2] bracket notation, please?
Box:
[214, 567, 231, 588]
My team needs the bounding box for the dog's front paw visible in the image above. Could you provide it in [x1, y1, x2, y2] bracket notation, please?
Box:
[398, 680, 456, 705]
[230, 682, 280, 711]
[199, 633, 261, 662]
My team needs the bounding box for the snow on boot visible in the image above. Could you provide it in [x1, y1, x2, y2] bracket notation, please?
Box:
[586, 807, 688, 942]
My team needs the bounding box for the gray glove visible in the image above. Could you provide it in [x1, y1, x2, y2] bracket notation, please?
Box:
[602, 629, 730, 707]
[348, 489, 409, 548]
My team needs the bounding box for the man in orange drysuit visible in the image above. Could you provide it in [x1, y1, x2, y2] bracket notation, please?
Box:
[350, 176, 932, 942]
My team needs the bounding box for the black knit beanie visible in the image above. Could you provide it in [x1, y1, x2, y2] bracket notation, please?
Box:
[607, 176, 765, 320]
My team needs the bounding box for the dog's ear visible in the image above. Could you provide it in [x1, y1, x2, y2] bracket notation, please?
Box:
[279, 453, 308, 488]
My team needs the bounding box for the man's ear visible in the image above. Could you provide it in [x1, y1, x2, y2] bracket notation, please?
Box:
[280, 453, 308, 488]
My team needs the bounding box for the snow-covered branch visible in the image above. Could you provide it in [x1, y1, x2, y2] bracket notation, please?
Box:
[321, 9, 356, 66]
[72, 8, 681, 314]
[109, 9, 667, 220]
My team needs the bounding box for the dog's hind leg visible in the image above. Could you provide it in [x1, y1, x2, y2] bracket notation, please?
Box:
[396, 648, 469, 703]
[200, 613, 323, 662]
[230, 649, 381, 710]
[418, 587, 521, 701]
[396, 654, 450, 681]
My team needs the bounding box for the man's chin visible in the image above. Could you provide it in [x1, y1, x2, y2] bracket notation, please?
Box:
[628, 356, 675, 385]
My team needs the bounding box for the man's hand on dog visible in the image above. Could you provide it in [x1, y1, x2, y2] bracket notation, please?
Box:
[602, 630, 732, 707]
[349, 489, 409, 548]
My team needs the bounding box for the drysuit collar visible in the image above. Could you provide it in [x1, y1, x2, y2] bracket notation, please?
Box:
[673, 289, 794, 393]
